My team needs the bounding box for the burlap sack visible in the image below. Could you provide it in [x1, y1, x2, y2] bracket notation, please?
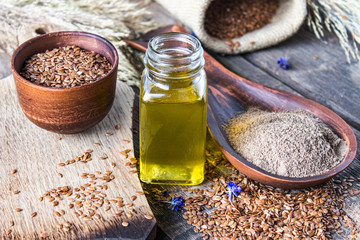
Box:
[156, 0, 307, 54]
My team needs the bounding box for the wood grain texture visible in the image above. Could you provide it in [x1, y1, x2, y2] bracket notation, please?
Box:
[0, 76, 156, 240]
[128, 24, 360, 239]
[217, 26, 360, 130]
[126, 25, 357, 188]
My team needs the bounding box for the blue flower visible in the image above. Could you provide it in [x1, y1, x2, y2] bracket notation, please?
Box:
[165, 196, 184, 211]
[277, 57, 290, 70]
[226, 181, 241, 204]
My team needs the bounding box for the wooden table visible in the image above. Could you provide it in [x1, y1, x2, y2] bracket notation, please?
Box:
[136, 4, 360, 240]
[0, 3, 359, 239]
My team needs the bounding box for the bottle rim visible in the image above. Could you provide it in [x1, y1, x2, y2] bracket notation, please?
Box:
[145, 32, 204, 81]
[148, 32, 202, 59]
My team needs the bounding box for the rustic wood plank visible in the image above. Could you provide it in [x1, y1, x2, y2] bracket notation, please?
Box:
[0, 76, 156, 239]
[215, 26, 360, 131]
[0, 52, 11, 79]
[130, 25, 360, 239]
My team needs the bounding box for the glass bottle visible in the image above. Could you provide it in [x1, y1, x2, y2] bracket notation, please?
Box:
[140, 32, 207, 185]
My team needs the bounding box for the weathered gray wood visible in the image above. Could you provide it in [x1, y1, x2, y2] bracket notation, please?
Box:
[0, 2, 359, 239]
[0, 52, 11, 79]
[215, 26, 360, 131]
[134, 24, 360, 240]
[139, 45, 360, 239]
[0, 76, 156, 239]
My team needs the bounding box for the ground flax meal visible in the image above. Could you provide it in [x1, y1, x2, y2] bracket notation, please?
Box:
[225, 108, 347, 177]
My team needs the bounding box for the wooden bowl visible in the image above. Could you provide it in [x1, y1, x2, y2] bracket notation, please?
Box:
[10, 31, 118, 133]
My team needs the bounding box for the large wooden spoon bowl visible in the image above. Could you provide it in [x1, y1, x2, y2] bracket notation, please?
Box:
[126, 25, 357, 189]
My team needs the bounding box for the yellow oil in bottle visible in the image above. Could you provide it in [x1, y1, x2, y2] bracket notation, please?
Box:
[139, 32, 207, 185]
[140, 97, 206, 185]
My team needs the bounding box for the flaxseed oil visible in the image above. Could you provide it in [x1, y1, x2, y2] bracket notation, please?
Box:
[140, 98, 206, 185]
[139, 32, 207, 185]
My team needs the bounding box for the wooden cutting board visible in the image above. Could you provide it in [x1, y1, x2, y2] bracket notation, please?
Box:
[0, 76, 156, 240]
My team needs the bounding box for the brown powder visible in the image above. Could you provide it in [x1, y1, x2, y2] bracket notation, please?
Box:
[225, 108, 347, 177]
[204, 0, 279, 40]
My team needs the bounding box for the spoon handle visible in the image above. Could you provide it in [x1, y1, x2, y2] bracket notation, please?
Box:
[126, 25, 357, 188]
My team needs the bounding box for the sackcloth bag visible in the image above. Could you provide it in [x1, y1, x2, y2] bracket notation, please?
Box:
[155, 0, 307, 54]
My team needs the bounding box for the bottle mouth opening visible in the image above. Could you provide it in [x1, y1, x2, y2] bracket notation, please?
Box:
[145, 32, 204, 81]
[149, 32, 202, 58]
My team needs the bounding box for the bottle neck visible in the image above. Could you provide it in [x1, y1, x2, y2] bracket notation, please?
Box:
[144, 32, 204, 87]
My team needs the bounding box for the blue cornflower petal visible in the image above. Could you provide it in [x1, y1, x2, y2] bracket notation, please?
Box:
[165, 196, 184, 211]
[226, 181, 241, 204]
[277, 57, 290, 70]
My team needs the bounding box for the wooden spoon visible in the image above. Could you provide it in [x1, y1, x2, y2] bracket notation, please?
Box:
[126, 25, 357, 189]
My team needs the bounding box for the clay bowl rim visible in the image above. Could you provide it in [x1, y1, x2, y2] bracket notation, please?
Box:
[10, 31, 119, 92]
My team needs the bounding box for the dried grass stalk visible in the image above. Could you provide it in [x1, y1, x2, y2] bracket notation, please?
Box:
[0, 0, 157, 86]
[307, 0, 360, 63]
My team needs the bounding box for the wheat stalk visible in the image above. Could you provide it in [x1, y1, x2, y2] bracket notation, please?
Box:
[0, 0, 157, 86]
[307, 0, 360, 63]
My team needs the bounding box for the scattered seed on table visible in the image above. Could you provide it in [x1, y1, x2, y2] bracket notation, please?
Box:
[110, 162, 116, 168]
[131, 196, 137, 201]
[60, 210, 65, 215]
[120, 150, 131, 158]
[15, 208, 22, 212]
[56, 137, 62, 140]
[63, 226, 70, 232]
[40, 233, 47, 239]
[115, 124, 120, 130]
[13, 190, 20, 194]
[122, 222, 129, 227]
[93, 142, 100, 146]
[58, 163, 65, 167]
[9, 221, 14, 227]
[31, 212, 37, 218]
[114, 211, 123, 217]
[106, 132, 113, 136]
[38, 197, 43, 202]
[57, 173, 63, 178]
[144, 214, 153, 220]
[11, 169, 17, 174]
[7, 229, 12, 235]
